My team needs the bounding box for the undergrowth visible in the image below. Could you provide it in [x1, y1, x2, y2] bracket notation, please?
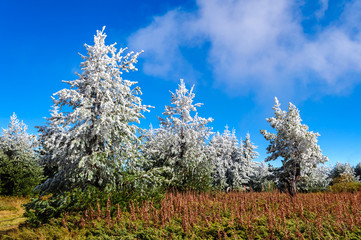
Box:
[2, 191, 361, 239]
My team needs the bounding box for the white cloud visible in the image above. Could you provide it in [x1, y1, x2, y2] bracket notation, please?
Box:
[128, 10, 201, 82]
[128, 0, 361, 100]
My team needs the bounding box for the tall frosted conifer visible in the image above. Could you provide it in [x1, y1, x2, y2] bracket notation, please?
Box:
[145, 79, 213, 191]
[37, 27, 148, 193]
[261, 97, 328, 196]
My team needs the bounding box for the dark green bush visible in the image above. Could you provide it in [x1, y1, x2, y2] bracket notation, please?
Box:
[24, 184, 166, 226]
[0, 151, 42, 197]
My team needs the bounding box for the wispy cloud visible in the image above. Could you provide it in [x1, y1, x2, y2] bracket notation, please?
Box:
[128, 10, 202, 82]
[315, 0, 329, 19]
[128, 0, 361, 101]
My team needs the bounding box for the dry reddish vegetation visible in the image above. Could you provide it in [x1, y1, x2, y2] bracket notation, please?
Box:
[72, 191, 361, 239]
[4, 191, 361, 239]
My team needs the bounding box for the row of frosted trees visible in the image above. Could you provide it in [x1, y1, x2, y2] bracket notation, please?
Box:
[0, 28, 358, 199]
[2, 109, 359, 196]
[144, 80, 261, 192]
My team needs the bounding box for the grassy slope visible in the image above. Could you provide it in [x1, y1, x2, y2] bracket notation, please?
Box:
[0, 197, 28, 235]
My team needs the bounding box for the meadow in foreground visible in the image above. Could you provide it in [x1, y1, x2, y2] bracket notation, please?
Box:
[2, 191, 361, 239]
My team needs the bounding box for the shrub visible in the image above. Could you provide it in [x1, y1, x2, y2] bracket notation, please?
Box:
[329, 181, 361, 193]
[24, 184, 166, 226]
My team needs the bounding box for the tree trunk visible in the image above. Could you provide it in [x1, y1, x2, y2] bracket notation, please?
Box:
[288, 180, 297, 197]
[287, 161, 301, 197]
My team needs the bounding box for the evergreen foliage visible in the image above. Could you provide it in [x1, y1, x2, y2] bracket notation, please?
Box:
[261, 97, 328, 196]
[236, 133, 258, 188]
[209, 128, 259, 190]
[0, 113, 42, 196]
[144, 79, 213, 191]
[209, 127, 239, 190]
[249, 162, 273, 192]
[297, 165, 331, 192]
[355, 162, 361, 179]
[36, 27, 150, 194]
[329, 162, 358, 184]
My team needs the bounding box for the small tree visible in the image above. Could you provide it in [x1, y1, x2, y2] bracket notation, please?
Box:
[145, 79, 213, 191]
[0, 113, 42, 196]
[234, 133, 258, 189]
[249, 162, 272, 192]
[37, 27, 149, 194]
[297, 165, 331, 192]
[355, 162, 361, 179]
[330, 162, 358, 184]
[260, 97, 328, 196]
[209, 128, 258, 190]
[330, 163, 361, 192]
[209, 127, 238, 190]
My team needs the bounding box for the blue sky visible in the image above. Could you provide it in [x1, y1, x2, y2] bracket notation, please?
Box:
[1, 0, 361, 167]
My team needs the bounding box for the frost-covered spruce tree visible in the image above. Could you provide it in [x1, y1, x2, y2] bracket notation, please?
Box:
[241, 134, 259, 164]
[298, 164, 331, 192]
[1, 113, 37, 158]
[355, 162, 361, 180]
[0, 113, 42, 196]
[37, 27, 149, 194]
[260, 97, 328, 196]
[249, 162, 272, 192]
[145, 79, 213, 191]
[329, 162, 358, 184]
[233, 133, 258, 189]
[209, 128, 258, 190]
[209, 127, 238, 190]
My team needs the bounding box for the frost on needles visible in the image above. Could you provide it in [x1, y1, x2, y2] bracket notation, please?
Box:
[1, 113, 37, 158]
[36, 27, 150, 194]
[261, 97, 328, 196]
[144, 79, 214, 191]
[0, 113, 42, 196]
[209, 127, 259, 191]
